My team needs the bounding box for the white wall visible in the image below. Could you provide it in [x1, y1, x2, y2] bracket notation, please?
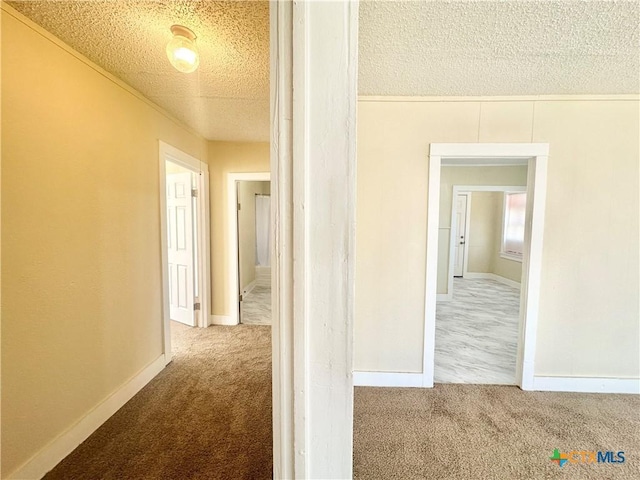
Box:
[355, 96, 639, 379]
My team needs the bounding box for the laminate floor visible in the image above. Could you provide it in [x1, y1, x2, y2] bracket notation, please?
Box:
[435, 277, 520, 384]
[241, 285, 271, 325]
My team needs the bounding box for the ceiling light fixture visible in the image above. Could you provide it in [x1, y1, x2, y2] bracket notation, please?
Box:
[166, 25, 200, 73]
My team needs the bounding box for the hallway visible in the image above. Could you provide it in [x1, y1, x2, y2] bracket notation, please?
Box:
[44, 323, 273, 479]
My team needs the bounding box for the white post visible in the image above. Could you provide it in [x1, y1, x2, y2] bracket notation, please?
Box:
[271, 0, 358, 478]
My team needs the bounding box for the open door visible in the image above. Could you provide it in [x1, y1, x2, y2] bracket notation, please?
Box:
[166, 172, 196, 326]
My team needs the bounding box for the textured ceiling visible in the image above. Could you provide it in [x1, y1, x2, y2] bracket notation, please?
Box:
[8, 1, 639, 142]
[360, 0, 640, 96]
[8, 0, 270, 142]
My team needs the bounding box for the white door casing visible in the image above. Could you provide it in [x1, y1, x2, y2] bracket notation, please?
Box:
[166, 172, 195, 326]
[425, 143, 549, 391]
[453, 194, 468, 277]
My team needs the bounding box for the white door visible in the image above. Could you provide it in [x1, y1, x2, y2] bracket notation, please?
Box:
[167, 172, 195, 326]
[453, 194, 468, 277]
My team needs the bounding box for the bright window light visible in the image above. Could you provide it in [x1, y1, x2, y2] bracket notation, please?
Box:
[502, 192, 526, 259]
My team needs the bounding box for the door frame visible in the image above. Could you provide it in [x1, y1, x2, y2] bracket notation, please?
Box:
[450, 191, 471, 280]
[226, 172, 271, 326]
[445, 185, 527, 300]
[424, 143, 549, 390]
[159, 141, 211, 363]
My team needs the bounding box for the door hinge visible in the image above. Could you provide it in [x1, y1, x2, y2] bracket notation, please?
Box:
[239, 294, 243, 302]
[192, 188, 198, 197]
[194, 302, 201, 311]
[237, 203, 241, 211]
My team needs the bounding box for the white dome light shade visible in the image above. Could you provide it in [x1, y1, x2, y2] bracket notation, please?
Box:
[166, 25, 199, 73]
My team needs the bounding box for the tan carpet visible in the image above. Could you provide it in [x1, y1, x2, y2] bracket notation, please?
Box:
[44, 323, 272, 480]
[42, 324, 639, 479]
[354, 385, 640, 479]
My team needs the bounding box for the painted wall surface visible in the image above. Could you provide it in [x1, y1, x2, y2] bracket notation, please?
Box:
[238, 181, 270, 292]
[355, 97, 639, 378]
[437, 166, 528, 293]
[463, 191, 523, 282]
[1, 10, 207, 475]
[207, 142, 269, 316]
[467, 192, 500, 274]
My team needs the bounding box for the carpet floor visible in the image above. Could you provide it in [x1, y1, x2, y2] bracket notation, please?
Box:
[354, 385, 640, 479]
[44, 322, 273, 480]
[42, 324, 639, 479]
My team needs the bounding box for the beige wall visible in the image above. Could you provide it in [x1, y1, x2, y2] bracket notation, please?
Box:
[238, 181, 270, 292]
[462, 191, 524, 283]
[207, 142, 269, 316]
[1, 8, 207, 476]
[437, 166, 528, 293]
[355, 97, 639, 378]
[467, 192, 500, 274]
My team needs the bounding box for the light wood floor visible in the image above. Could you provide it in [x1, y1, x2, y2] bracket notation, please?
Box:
[241, 284, 271, 325]
[435, 277, 520, 384]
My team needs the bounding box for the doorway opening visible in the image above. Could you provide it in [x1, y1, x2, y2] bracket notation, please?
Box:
[226, 172, 271, 325]
[424, 143, 549, 390]
[438, 184, 527, 384]
[237, 179, 272, 325]
[159, 141, 211, 362]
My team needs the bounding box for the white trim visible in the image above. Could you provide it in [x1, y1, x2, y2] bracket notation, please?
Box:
[448, 186, 525, 298]
[359, 94, 640, 103]
[270, 1, 293, 476]
[242, 280, 257, 296]
[463, 272, 521, 289]
[443, 162, 529, 167]
[461, 192, 472, 278]
[436, 293, 452, 302]
[210, 315, 235, 326]
[450, 191, 471, 278]
[227, 172, 270, 326]
[432, 143, 549, 158]
[533, 376, 640, 394]
[422, 154, 441, 387]
[519, 154, 548, 390]
[7, 355, 166, 480]
[426, 143, 549, 392]
[272, 2, 358, 477]
[353, 371, 424, 388]
[500, 252, 523, 263]
[159, 141, 212, 350]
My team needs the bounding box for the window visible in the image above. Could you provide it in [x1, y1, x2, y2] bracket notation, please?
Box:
[501, 192, 526, 261]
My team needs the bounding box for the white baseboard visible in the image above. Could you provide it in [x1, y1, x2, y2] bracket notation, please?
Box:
[463, 272, 521, 288]
[242, 280, 256, 296]
[8, 354, 166, 480]
[533, 376, 640, 394]
[436, 293, 452, 302]
[353, 371, 424, 388]
[255, 265, 271, 275]
[254, 266, 271, 288]
[210, 315, 237, 326]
